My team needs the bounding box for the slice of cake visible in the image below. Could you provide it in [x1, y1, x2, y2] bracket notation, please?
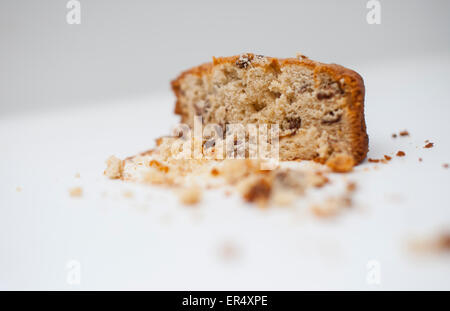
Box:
[171, 53, 368, 171]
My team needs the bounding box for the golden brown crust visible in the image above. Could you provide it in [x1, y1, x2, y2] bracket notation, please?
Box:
[171, 53, 368, 165]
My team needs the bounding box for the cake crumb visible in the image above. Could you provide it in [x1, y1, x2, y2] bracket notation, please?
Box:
[326, 153, 354, 173]
[424, 142, 434, 149]
[396, 151, 406, 157]
[296, 52, 308, 60]
[178, 185, 202, 205]
[218, 241, 240, 262]
[369, 157, 391, 164]
[346, 182, 357, 192]
[272, 189, 296, 206]
[123, 190, 134, 198]
[439, 234, 450, 250]
[311, 171, 329, 188]
[311, 196, 352, 218]
[240, 176, 272, 206]
[419, 157, 423, 162]
[443, 163, 449, 169]
[69, 187, 83, 197]
[311, 199, 339, 218]
[392, 133, 397, 138]
[399, 130, 409, 137]
[409, 232, 450, 254]
[104, 156, 123, 179]
[211, 168, 220, 176]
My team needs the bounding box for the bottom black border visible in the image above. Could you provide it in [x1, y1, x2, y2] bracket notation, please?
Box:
[1, 291, 448, 308]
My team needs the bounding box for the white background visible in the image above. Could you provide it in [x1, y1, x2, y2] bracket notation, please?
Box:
[1, 0, 449, 290]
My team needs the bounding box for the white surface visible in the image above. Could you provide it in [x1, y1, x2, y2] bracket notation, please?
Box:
[1, 58, 450, 290]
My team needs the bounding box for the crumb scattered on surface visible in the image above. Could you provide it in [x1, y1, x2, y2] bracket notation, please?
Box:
[443, 163, 449, 169]
[240, 176, 272, 207]
[295, 52, 308, 60]
[396, 151, 406, 157]
[218, 241, 240, 262]
[347, 181, 357, 192]
[311, 203, 339, 218]
[439, 234, 450, 250]
[69, 187, 83, 197]
[326, 153, 354, 173]
[424, 142, 434, 149]
[211, 168, 220, 176]
[392, 130, 410, 138]
[419, 157, 423, 162]
[409, 232, 450, 254]
[310, 179, 355, 218]
[310, 197, 351, 218]
[310, 194, 356, 218]
[399, 130, 409, 137]
[369, 156, 391, 164]
[122, 190, 134, 198]
[104, 155, 123, 179]
[178, 185, 202, 205]
[311, 171, 329, 188]
[120, 136, 355, 209]
[272, 190, 296, 206]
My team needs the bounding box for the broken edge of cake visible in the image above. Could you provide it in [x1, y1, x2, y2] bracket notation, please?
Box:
[171, 53, 368, 171]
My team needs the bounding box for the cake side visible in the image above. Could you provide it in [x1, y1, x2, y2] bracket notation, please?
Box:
[171, 53, 368, 169]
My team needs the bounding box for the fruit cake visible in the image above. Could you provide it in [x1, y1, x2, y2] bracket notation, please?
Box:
[171, 53, 368, 171]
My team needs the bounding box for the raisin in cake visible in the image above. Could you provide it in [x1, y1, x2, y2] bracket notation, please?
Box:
[171, 53, 368, 171]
